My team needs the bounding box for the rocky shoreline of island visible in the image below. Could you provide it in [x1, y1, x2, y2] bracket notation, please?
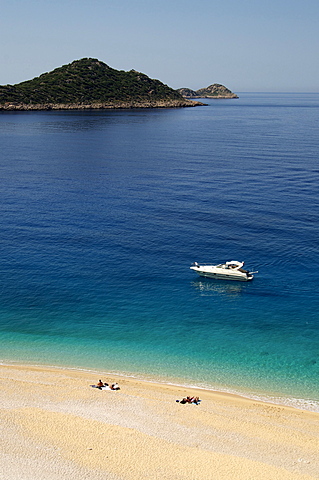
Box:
[0, 98, 205, 111]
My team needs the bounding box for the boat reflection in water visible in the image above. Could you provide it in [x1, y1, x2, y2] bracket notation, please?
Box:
[191, 278, 244, 297]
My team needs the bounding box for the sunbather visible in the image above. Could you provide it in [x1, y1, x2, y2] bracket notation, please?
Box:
[177, 396, 201, 405]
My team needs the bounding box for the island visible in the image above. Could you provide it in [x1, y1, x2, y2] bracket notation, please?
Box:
[177, 84, 238, 99]
[0, 58, 204, 111]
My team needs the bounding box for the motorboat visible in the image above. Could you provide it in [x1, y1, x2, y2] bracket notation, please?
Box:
[190, 260, 256, 282]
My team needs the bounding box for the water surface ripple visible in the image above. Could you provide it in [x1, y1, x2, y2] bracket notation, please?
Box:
[1, 93, 319, 410]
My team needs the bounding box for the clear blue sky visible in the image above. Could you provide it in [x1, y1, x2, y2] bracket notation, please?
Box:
[1, 0, 318, 92]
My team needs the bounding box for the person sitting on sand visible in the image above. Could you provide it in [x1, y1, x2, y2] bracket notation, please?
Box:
[90, 380, 110, 390]
[111, 383, 120, 390]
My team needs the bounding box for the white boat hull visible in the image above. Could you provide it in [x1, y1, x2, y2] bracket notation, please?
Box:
[190, 262, 254, 282]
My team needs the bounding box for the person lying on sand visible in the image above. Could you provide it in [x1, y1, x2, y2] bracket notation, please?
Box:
[90, 381, 120, 390]
[177, 396, 201, 405]
[111, 383, 120, 390]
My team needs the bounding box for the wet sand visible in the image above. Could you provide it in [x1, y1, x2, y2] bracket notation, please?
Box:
[1, 364, 318, 480]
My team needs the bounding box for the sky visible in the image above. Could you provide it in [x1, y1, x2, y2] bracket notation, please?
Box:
[1, 0, 318, 92]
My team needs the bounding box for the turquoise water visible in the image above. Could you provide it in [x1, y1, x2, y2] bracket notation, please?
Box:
[1, 93, 319, 410]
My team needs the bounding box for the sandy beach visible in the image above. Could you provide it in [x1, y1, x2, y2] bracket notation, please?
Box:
[0, 364, 318, 480]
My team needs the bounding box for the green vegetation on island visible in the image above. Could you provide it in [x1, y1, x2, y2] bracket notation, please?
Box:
[0, 58, 201, 110]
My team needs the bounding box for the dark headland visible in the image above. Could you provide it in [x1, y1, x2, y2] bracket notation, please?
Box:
[0, 58, 206, 111]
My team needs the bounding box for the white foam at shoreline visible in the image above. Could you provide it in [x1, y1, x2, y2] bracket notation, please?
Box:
[1, 360, 319, 413]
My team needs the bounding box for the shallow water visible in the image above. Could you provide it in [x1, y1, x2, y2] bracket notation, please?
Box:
[1, 93, 319, 410]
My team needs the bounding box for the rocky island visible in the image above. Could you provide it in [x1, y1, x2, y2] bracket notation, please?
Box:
[177, 84, 238, 99]
[0, 58, 203, 111]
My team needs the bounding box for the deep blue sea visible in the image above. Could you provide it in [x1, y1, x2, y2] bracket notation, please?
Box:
[1, 93, 319, 410]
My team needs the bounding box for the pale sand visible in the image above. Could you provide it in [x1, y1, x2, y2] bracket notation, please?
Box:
[0, 365, 318, 480]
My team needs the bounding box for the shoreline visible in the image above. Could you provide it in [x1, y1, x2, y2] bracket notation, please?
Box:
[0, 99, 205, 111]
[2, 359, 319, 414]
[1, 363, 318, 479]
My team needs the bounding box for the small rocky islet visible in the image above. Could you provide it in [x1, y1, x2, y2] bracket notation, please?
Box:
[176, 85, 238, 99]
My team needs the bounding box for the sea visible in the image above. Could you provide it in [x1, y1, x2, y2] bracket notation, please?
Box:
[1, 93, 319, 411]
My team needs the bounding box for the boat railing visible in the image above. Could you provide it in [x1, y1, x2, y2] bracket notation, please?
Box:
[191, 263, 225, 268]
